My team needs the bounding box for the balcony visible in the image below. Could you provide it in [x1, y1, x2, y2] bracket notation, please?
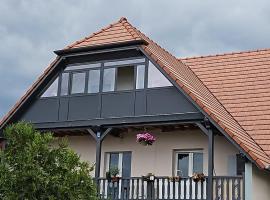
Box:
[96, 175, 244, 200]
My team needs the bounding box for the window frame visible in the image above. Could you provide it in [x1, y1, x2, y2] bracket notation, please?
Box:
[173, 149, 204, 177]
[104, 151, 132, 177]
[40, 56, 175, 98]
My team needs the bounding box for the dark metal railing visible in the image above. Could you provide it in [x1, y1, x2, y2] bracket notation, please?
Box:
[96, 176, 244, 200]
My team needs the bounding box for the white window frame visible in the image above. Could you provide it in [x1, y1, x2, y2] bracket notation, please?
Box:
[105, 152, 123, 176]
[174, 150, 203, 177]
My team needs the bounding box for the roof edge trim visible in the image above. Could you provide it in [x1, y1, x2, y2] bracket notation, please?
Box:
[54, 40, 148, 56]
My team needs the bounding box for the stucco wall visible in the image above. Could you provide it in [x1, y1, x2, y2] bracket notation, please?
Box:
[252, 165, 270, 200]
[63, 129, 239, 177]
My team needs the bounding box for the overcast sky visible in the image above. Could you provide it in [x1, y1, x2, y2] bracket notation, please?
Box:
[1, 0, 270, 119]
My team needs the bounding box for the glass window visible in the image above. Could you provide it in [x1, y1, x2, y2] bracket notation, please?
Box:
[60, 73, 69, 95]
[136, 65, 145, 89]
[116, 66, 134, 91]
[71, 72, 86, 94]
[193, 153, 203, 173]
[41, 77, 59, 97]
[104, 58, 145, 67]
[175, 151, 203, 177]
[88, 70, 100, 93]
[177, 153, 189, 177]
[106, 152, 132, 177]
[148, 61, 172, 88]
[65, 63, 101, 71]
[109, 153, 119, 170]
[103, 68, 115, 92]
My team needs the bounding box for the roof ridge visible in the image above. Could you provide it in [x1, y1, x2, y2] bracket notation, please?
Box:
[180, 48, 270, 60]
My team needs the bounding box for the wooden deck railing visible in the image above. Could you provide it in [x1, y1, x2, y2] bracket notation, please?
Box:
[96, 176, 244, 200]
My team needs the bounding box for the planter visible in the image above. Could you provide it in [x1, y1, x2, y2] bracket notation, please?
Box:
[169, 176, 181, 182]
[143, 174, 155, 182]
[111, 176, 120, 183]
[192, 173, 205, 182]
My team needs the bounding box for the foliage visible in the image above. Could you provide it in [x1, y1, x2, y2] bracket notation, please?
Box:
[0, 122, 97, 200]
[109, 167, 119, 177]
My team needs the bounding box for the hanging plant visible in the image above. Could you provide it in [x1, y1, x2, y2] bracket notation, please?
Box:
[136, 132, 156, 146]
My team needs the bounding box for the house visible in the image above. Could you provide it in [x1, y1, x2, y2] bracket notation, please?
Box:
[1, 17, 270, 200]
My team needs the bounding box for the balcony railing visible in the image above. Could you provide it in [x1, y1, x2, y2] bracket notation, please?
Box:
[96, 176, 244, 200]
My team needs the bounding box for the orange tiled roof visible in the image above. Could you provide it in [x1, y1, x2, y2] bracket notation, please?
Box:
[181, 49, 270, 160]
[1, 17, 270, 169]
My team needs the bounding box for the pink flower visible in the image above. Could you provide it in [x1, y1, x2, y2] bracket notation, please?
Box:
[136, 132, 156, 145]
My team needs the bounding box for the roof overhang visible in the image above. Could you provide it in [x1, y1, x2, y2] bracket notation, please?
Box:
[54, 40, 148, 56]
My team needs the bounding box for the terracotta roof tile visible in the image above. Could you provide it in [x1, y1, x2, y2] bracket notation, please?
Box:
[1, 17, 270, 169]
[182, 48, 270, 168]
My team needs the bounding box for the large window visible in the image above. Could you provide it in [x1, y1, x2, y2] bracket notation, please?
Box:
[148, 61, 172, 88]
[136, 65, 145, 89]
[41, 57, 174, 98]
[103, 68, 116, 92]
[60, 73, 69, 96]
[88, 70, 100, 93]
[175, 150, 203, 177]
[71, 72, 86, 94]
[41, 77, 59, 97]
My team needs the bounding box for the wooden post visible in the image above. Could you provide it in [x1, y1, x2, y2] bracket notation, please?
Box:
[206, 119, 214, 200]
[95, 130, 102, 179]
[87, 128, 112, 179]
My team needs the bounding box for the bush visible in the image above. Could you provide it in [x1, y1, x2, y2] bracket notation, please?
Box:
[0, 122, 97, 200]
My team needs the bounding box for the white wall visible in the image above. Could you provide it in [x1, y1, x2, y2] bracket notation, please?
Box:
[252, 165, 270, 200]
[63, 128, 240, 177]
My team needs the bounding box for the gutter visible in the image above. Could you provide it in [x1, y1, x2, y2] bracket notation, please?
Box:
[54, 40, 148, 56]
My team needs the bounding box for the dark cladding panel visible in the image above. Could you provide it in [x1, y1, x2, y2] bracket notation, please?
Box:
[58, 97, 69, 121]
[135, 91, 146, 115]
[101, 92, 134, 118]
[146, 87, 198, 115]
[21, 98, 59, 123]
[68, 95, 100, 120]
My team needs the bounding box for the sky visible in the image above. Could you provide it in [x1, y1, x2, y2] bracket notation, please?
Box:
[1, 0, 270, 119]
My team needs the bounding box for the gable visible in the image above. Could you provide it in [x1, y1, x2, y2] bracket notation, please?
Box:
[18, 49, 200, 128]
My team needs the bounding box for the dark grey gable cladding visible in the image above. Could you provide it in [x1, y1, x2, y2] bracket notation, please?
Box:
[12, 47, 203, 129]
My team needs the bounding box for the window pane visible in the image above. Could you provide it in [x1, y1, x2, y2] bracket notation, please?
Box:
[109, 153, 119, 170]
[116, 66, 134, 91]
[136, 65, 145, 89]
[148, 61, 172, 88]
[71, 72, 86, 94]
[104, 58, 145, 66]
[103, 68, 115, 92]
[122, 152, 131, 177]
[60, 73, 69, 95]
[177, 154, 189, 177]
[193, 153, 203, 173]
[41, 77, 58, 97]
[88, 70, 100, 93]
[65, 63, 101, 71]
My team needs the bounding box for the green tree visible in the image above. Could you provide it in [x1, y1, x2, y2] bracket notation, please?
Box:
[0, 122, 97, 200]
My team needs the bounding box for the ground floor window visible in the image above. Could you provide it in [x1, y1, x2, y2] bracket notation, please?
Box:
[174, 150, 203, 177]
[105, 152, 131, 177]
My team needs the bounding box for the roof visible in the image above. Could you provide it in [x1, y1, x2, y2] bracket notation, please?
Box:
[1, 17, 270, 169]
[181, 49, 270, 160]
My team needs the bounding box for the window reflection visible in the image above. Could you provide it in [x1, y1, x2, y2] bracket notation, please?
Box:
[60, 73, 69, 95]
[71, 72, 86, 94]
[148, 61, 172, 88]
[136, 65, 145, 89]
[103, 68, 115, 92]
[41, 78, 59, 97]
[88, 70, 100, 93]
